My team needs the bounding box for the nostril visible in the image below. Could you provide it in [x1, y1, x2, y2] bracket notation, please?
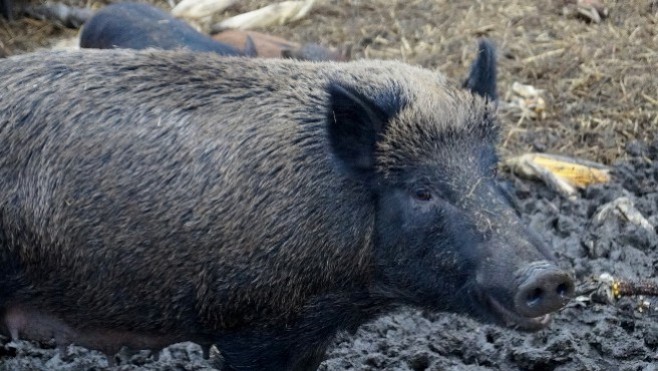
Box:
[514, 261, 575, 318]
[526, 287, 543, 308]
[556, 282, 570, 297]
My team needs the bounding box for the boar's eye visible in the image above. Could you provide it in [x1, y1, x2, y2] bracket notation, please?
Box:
[413, 189, 433, 201]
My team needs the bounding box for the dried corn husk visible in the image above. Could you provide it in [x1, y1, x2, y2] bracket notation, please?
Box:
[505, 153, 610, 197]
[593, 197, 655, 234]
[172, 0, 237, 19]
[211, 0, 316, 31]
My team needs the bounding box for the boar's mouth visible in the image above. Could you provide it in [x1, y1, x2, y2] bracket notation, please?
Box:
[483, 293, 552, 331]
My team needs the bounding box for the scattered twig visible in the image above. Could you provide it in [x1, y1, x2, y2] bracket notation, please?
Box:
[612, 278, 658, 300]
[574, 273, 658, 311]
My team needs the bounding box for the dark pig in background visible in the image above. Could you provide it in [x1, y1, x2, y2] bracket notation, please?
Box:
[1, 0, 12, 20]
[0, 41, 574, 370]
[80, 2, 244, 56]
[79, 2, 345, 61]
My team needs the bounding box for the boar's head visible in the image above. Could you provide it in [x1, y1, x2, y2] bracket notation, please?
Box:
[327, 40, 574, 330]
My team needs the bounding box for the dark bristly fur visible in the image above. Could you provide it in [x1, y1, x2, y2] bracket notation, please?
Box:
[0, 0, 12, 20]
[0, 42, 573, 370]
[80, 2, 243, 56]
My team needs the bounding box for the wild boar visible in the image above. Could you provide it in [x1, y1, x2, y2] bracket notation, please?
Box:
[79, 2, 244, 56]
[0, 41, 574, 370]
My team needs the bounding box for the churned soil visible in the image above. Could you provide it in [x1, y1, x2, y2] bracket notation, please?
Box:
[1, 0, 657, 370]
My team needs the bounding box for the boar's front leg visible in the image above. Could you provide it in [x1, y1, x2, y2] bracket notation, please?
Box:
[0, 245, 26, 320]
[215, 292, 391, 371]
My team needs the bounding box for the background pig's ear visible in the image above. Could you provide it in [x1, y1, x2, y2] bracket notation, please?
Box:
[243, 35, 258, 57]
[462, 39, 497, 102]
[327, 82, 398, 177]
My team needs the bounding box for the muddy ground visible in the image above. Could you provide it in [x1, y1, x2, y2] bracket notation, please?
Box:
[1, 0, 658, 370]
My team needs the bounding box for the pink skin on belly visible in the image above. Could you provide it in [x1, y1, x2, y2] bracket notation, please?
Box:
[3, 304, 199, 361]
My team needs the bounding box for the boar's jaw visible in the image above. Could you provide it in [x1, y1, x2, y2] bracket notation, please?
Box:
[481, 291, 552, 331]
[472, 252, 574, 331]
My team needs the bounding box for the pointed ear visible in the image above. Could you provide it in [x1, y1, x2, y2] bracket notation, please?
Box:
[243, 35, 257, 57]
[327, 82, 402, 177]
[463, 39, 497, 101]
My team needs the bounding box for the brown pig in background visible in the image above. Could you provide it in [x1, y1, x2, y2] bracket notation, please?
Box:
[79, 2, 346, 61]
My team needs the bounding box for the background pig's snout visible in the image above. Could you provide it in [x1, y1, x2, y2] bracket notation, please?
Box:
[513, 261, 575, 318]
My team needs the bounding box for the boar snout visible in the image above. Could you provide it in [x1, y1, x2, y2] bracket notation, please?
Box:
[514, 261, 574, 318]
[479, 257, 574, 331]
